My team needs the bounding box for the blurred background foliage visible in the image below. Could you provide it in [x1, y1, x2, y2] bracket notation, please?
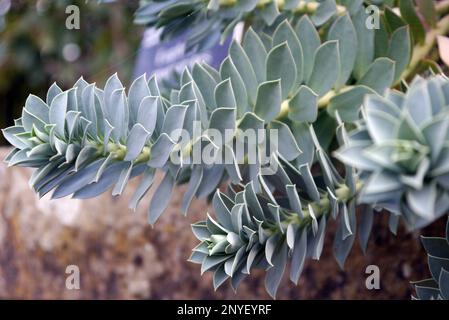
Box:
[0, 0, 141, 144]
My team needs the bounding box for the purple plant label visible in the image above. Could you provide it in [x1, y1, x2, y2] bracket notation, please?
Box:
[134, 27, 232, 80]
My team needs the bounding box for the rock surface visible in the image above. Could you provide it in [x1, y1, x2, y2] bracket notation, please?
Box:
[0, 147, 445, 299]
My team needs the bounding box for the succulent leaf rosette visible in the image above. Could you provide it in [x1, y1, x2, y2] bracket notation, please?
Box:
[336, 75, 449, 229]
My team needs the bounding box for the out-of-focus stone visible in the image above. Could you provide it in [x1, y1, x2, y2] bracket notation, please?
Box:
[0, 147, 445, 299]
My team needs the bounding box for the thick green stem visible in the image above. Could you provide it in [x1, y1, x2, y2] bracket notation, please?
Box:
[261, 0, 345, 14]
[92, 140, 151, 164]
[268, 181, 363, 234]
[400, 14, 449, 84]
[276, 86, 354, 121]
[219, 0, 346, 14]
[217, 0, 237, 6]
[276, 14, 449, 117]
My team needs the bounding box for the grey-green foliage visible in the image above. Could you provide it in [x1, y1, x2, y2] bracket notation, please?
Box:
[336, 75, 449, 230]
[1, 14, 415, 296]
[133, 0, 393, 53]
[2, 6, 448, 297]
[176, 10, 412, 157]
[3, 15, 405, 226]
[190, 121, 364, 298]
[2, 74, 172, 213]
[412, 217, 449, 300]
[2, 70, 256, 225]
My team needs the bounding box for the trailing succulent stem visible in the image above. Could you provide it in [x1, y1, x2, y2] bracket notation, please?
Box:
[5, 0, 449, 297]
[190, 157, 364, 298]
[412, 217, 449, 300]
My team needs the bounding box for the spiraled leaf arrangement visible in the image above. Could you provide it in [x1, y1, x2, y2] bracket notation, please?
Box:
[190, 121, 366, 298]
[2, 75, 178, 219]
[412, 217, 449, 300]
[0, 16, 426, 296]
[4, 0, 449, 298]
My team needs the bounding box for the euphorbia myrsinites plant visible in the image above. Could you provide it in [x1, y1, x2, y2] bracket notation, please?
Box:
[4, 0, 449, 299]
